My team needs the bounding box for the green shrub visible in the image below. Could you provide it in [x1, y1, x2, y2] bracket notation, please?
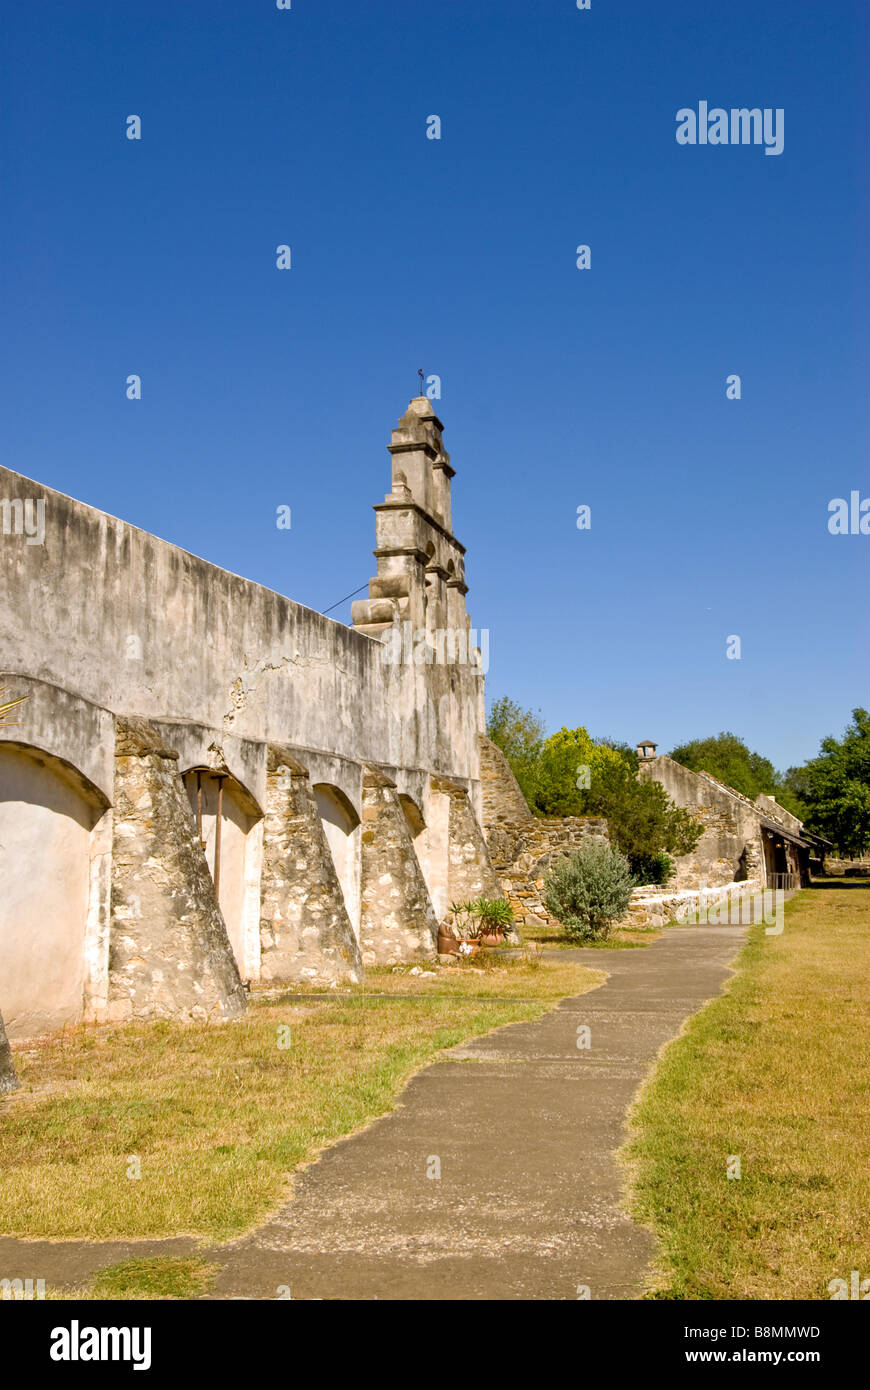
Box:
[630, 850, 674, 886]
[542, 841, 635, 941]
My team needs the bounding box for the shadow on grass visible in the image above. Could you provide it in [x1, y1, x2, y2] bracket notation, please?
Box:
[807, 877, 870, 890]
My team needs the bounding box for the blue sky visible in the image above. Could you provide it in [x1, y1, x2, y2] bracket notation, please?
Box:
[3, 0, 867, 771]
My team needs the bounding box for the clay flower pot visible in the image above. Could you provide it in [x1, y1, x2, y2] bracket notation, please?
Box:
[479, 928, 506, 948]
[437, 933, 479, 957]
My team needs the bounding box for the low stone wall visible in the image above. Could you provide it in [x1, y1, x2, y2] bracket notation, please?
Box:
[486, 816, 609, 924]
[622, 879, 765, 929]
[823, 858, 870, 876]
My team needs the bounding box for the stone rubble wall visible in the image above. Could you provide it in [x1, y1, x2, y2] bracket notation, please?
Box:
[622, 879, 766, 929]
[822, 858, 870, 876]
[479, 734, 534, 827]
[638, 756, 767, 888]
[486, 816, 610, 924]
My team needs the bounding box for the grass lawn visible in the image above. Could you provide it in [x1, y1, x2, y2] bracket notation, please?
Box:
[523, 921, 663, 949]
[624, 881, 870, 1300]
[0, 952, 602, 1245]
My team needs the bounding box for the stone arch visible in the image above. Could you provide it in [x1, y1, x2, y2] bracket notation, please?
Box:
[398, 793, 426, 841]
[182, 767, 264, 980]
[0, 740, 110, 1039]
[313, 783, 361, 933]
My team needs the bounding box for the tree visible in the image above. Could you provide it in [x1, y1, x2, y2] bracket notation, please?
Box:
[798, 709, 870, 856]
[668, 731, 777, 800]
[531, 726, 702, 875]
[486, 696, 546, 808]
[532, 726, 626, 817]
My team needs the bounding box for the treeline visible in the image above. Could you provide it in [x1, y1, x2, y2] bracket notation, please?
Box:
[487, 699, 870, 861]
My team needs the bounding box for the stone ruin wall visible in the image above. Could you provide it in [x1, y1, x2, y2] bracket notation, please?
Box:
[637, 755, 766, 888]
[479, 734, 609, 924]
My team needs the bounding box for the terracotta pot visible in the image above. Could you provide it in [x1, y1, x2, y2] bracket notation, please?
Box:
[438, 933, 479, 956]
[479, 929, 506, 947]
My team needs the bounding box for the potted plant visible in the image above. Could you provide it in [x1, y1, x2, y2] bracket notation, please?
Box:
[473, 897, 515, 946]
[437, 901, 481, 956]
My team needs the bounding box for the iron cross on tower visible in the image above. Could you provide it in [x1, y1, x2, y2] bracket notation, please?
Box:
[418, 368, 424, 397]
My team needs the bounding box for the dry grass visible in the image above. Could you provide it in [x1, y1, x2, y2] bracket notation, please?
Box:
[0, 954, 601, 1244]
[624, 881, 870, 1299]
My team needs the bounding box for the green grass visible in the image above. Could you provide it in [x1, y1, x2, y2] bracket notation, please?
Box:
[623, 881, 870, 1300]
[524, 921, 663, 949]
[0, 954, 602, 1245]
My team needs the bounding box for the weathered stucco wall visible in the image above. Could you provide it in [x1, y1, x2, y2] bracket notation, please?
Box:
[0, 399, 501, 1040]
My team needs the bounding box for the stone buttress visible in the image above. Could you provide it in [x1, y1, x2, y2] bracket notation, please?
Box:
[107, 718, 247, 1023]
[258, 747, 363, 985]
[358, 767, 439, 966]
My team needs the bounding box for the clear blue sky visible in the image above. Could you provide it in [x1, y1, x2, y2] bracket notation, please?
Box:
[3, 0, 867, 772]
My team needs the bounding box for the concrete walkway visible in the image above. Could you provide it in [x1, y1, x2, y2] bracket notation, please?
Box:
[207, 924, 745, 1300]
[0, 925, 745, 1300]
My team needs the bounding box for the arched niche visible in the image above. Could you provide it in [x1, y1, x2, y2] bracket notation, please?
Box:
[182, 768, 263, 979]
[0, 741, 109, 1038]
[313, 783, 361, 933]
[398, 793, 426, 842]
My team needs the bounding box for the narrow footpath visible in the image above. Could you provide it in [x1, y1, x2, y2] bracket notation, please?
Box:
[209, 924, 745, 1300]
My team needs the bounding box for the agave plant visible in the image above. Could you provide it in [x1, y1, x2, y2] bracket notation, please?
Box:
[472, 897, 515, 932]
[0, 687, 27, 726]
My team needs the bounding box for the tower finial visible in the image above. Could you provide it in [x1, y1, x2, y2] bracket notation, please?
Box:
[417, 367, 424, 398]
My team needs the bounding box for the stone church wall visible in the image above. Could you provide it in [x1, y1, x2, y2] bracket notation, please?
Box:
[0, 398, 501, 1040]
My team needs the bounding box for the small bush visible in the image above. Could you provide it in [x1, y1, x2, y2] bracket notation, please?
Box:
[542, 841, 635, 941]
[630, 850, 674, 886]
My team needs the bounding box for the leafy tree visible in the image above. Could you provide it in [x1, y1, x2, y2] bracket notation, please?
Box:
[770, 768, 809, 822]
[486, 696, 546, 807]
[668, 731, 777, 800]
[531, 726, 625, 817]
[798, 709, 870, 856]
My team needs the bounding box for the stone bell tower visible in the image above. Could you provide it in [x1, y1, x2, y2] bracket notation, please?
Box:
[351, 396, 472, 644]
